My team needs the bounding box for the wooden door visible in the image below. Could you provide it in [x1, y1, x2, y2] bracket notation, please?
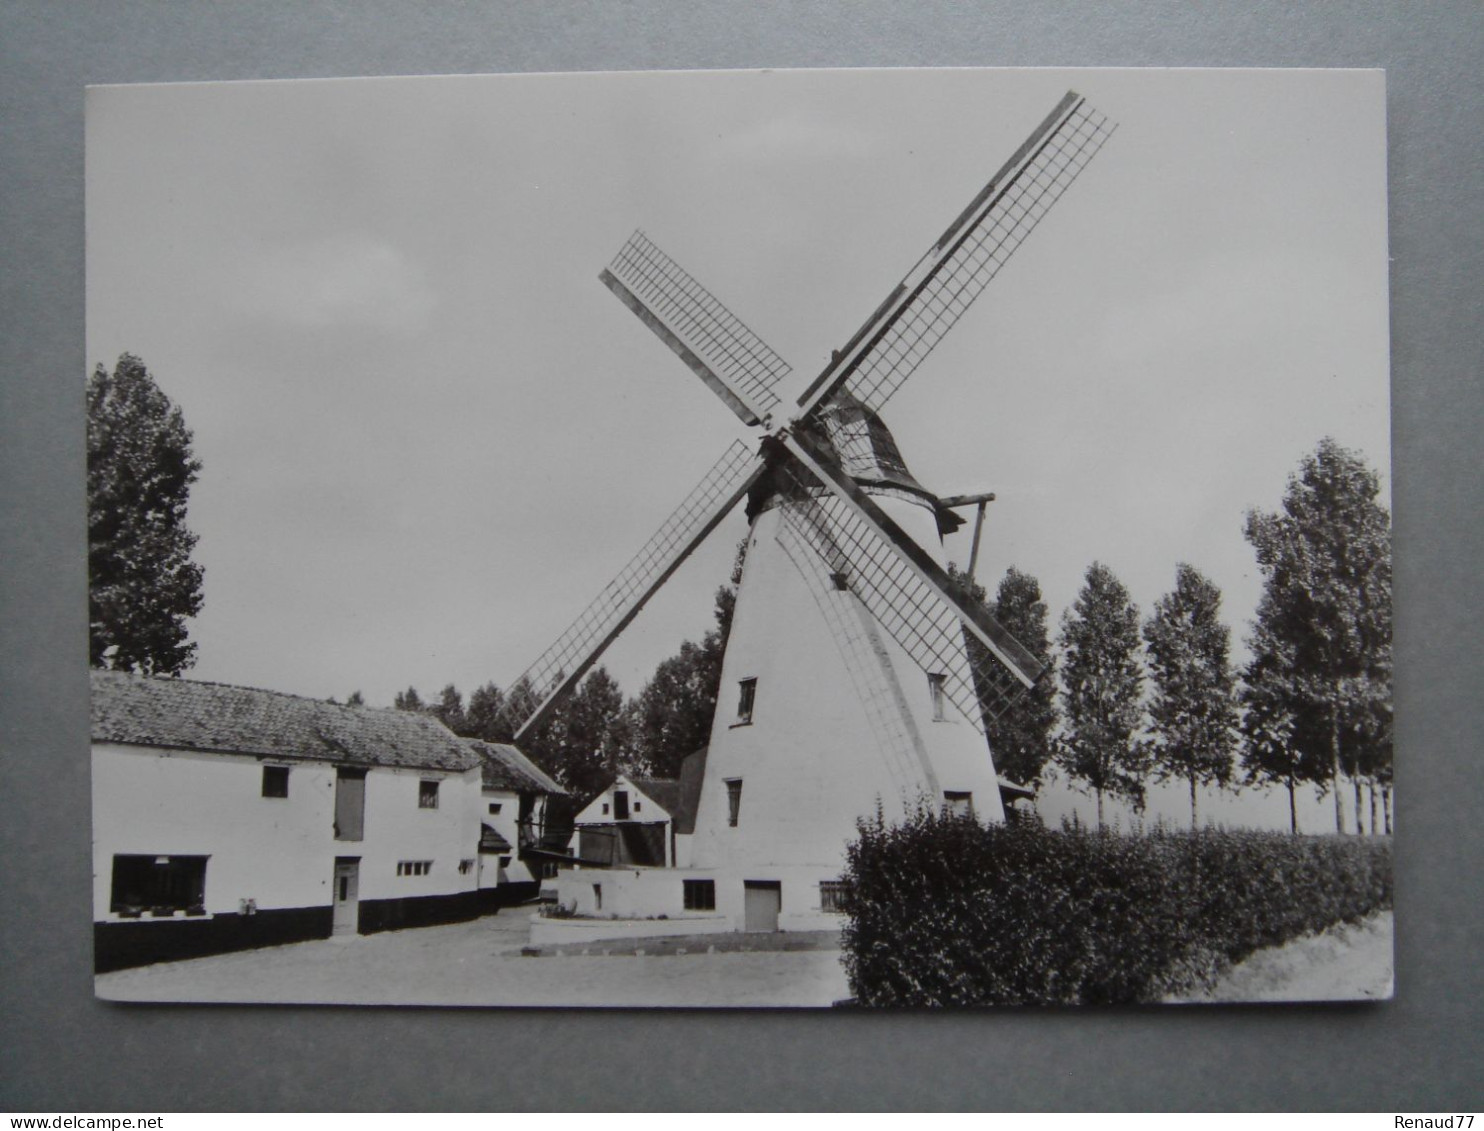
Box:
[334, 768, 366, 841]
[332, 858, 360, 936]
[743, 880, 781, 932]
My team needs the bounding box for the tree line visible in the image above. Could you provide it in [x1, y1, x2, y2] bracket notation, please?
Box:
[89, 354, 1391, 830]
[960, 437, 1390, 835]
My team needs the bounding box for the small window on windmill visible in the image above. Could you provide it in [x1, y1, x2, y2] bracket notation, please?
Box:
[927, 673, 948, 721]
[819, 880, 851, 914]
[830, 570, 849, 591]
[943, 791, 974, 819]
[736, 678, 757, 725]
[488, 802, 502, 815]
[725, 779, 743, 827]
[683, 879, 716, 911]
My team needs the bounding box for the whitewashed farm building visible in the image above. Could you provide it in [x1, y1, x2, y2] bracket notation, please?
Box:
[91, 670, 564, 972]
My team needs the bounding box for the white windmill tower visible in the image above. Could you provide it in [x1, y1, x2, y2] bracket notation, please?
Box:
[509, 91, 1115, 932]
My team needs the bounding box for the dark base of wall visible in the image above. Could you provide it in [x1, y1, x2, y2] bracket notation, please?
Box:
[95, 884, 542, 973]
[358, 890, 484, 934]
[476, 881, 539, 914]
[95, 905, 332, 973]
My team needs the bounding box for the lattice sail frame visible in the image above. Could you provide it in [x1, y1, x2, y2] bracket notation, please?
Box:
[511, 92, 1113, 740]
[772, 463, 1026, 728]
[602, 230, 792, 424]
[797, 95, 1116, 418]
[511, 440, 763, 741]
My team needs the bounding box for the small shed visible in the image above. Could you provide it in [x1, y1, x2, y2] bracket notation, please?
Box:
[572, 773, 679, 868]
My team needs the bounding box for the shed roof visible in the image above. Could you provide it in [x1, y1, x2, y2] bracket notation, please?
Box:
[479, 823, 513, 853]
[469, 740, 566, 796]
[90, 669, 479, 773]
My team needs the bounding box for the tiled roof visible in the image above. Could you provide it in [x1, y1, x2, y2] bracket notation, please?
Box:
[91, 669, 479, 773]
[469, 739, 566, 796]
[630, 777, 682, 819]
[671, 746, 708, 835]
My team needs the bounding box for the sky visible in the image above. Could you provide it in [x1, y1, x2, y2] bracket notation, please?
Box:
[86, 68, 1390, 830]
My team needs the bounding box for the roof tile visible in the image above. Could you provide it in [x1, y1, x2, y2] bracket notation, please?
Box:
[90, 669, 478, 773]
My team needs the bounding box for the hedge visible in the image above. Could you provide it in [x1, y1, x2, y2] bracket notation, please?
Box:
[840, 811, 1392, 1006]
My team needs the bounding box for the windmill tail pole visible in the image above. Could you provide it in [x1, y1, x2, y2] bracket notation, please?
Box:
[937, 492, 996, 588]
[967, 500, 989, 585]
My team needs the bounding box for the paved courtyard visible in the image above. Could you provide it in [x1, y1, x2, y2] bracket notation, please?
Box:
[95, 909, 854, 1008]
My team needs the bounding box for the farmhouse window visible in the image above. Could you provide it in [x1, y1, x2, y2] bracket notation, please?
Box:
[736, 678, 757, 724]
[614, 790, 630, 820]
[110, 854, 207, 917]
[458, 859, 475, 875]
[927, 673, 947, 721]
[488, 802, 502, 815]
[396, 860, 432, 876]
[819, 880, 851, 914]
[419, 780, 440, 809]
[725, 778, 743, 827]
[683, 879, 716, 911]
[261, 765, 289, 798]
[633, 800, 641, 812]
[602, 802, 609, 815]
[943, 791, 974, 818]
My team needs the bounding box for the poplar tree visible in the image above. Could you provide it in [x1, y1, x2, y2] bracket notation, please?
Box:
[984, 567, 1058, 786]
[87, 354, 204, 675]
[1239, 620, 1326, 834]
[1143, 564, 1237, 828]
[1056, 562, 1147, 827]
[1243, 438, 1391, 834]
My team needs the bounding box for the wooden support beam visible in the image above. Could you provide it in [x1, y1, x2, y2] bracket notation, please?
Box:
[600, 267, 764, 426]
[967, 500, 989, 585]
[937, 491, 997, 509]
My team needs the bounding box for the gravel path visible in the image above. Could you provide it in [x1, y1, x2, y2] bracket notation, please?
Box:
[1168, 911, 1394, 1003]
[96, 910, 852, 1008]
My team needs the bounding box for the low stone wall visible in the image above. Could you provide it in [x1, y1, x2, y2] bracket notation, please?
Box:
[528, 911, 731, 948]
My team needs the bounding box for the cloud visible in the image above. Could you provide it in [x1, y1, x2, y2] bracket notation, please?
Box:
[235, 233, 437, 337]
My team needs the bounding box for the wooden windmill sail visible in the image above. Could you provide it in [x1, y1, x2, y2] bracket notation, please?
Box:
[509, 92, 1115, 878]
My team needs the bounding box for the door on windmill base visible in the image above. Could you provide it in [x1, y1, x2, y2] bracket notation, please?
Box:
[332, 857, 360, 936]
[743, 880, 782, 933]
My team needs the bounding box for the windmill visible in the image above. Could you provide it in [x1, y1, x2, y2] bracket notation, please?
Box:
[509, 91, 1115, 923]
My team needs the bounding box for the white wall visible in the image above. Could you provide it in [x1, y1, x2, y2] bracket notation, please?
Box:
[478, 786, 538, 888]
[551, 863, 852, 934]
[573, 776, 669, 825]
[690, 491, 1005, 877]
[92, 743, 482, 921]
[354, 763, 483, 903]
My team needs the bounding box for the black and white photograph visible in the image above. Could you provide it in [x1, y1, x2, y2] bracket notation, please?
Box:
[86, 66, 1392, 1007]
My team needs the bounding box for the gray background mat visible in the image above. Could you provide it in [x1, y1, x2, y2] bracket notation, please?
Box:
[1, 1, 1479, 1112]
